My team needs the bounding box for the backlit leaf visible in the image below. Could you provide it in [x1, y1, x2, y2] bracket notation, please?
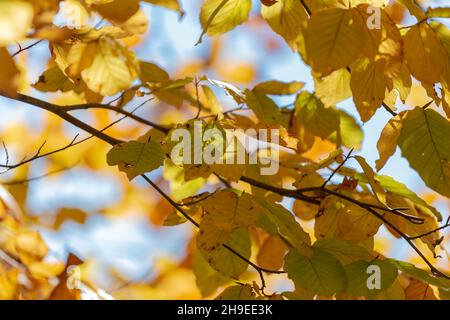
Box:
[398, 108, 450, 198]
[107, 140, 165, 180]
[304, 8, 364, 75]
[285, 247, 346, 296]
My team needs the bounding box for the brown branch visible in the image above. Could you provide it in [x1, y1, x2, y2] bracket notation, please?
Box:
[407, 216, 450, 240]
[141, 175, 285, 279]
[322, 148, 354, 188]
[62, 99, 170, 133]
[0, 103, 142, 172]
[239, 175, 449, 279]
[0, 92, 282, 290]
[2, 165, 76, 186]
[299, 0, 312, 16]
[240, 176, 321, 204]
[0, 136, 78, 171]
[12, 40, 44, 57]
[194, 76, 202, 119]
[319, 188, 449, 279]
[3, 93, 121, 145]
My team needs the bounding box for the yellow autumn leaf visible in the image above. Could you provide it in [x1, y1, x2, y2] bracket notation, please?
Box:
[354, 155, 386, 205]
[144, 0, 183, 14]
[350, 58, 387, 122]
[0, 47, 20, 97]
[354, 4, 403, 75]
[0, 268, 19, 300]
[33, 66, 77, 93]
[92, 0, 140, 22]
[244, 89, 283, 125]
[314, 68, 352, 107]
[257, 235, 287, 271]
[198, 0, 252, 44]
[404, 23, 448, 84]
[376, 113, 404, 171]
[261, 0, 308, 51]
[0, 1, 33, 45]
[304, 0, 389, 12]
[197, 223, 251, 278]
[81, 37, 139, 96]
[338, 203, 382, 241]
[14, 231, 49, 265]
[203, 191, 261, 231]
[304, 8, 364, 75]
[253, 80, 304, 95]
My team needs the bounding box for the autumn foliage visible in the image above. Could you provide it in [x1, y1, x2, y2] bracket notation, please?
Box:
[1, 0, 450, 300]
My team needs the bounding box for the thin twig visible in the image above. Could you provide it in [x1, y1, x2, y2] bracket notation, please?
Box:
[194, 76, 202, 119]
[2, 165, 77, 186]
[407, 216, 450, 240]
[321, 149, 354, 188]
[63, 98, 170, 133]
[12, 39, 44, 57]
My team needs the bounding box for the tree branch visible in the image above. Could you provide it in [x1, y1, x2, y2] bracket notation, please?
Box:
[63, 99, 170, 133]
[240, 175, 449, 279]
[2, 93, 121, 145]
[0, 92, 282, 290]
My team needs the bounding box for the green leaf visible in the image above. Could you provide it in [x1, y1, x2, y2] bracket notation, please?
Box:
[257, 198, 311, 250]
[375, 174, 442, 221]
[192, 250, 229, 297]
[215, 284, 255, 300]
[314, 238, 373, 265]
[33, 67, 76, 93]
[203, 191, 261, 231]
[329, 111, 364, 150]
[345, 259, 398, 298]
[389, 259, 450, 290]
[398, 108, 450, 198]
[284, 247, 346, 296]
[294, 91, 340, 139]
[245, 89, 283, 125]
[197, 226, 251, 279]
[107, 140, 165, 180]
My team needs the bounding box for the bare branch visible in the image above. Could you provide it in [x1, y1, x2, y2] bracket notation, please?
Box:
[240, 175, 449, 280]
[0, 104, 137, 172]
[63, 98, 170, 133]
[321, 149, 354, 188]
[12, 39, 44, 57]
[2, 165, 77, 186]
[407, 216, 450, 240]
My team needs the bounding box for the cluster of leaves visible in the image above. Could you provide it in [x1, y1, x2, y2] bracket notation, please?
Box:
[0, 0, 450, 300]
